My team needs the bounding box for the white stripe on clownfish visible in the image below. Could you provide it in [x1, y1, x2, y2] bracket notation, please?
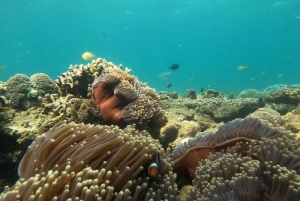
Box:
[148, 153, 160, 177]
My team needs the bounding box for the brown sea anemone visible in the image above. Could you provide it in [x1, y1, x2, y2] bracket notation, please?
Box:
[170, 117, 290, 180]
[0, 121, 177, 200]
[170, 116, 300, 200]
[92, 69, 167, 131]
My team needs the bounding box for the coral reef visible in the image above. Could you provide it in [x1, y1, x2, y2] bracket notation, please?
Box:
[247, 107, 283, 126]
[158, 91, 179, 100]
[264, 88, 300, 105]
[92, 68, 167, 131]
[6, 74, 31, 107]
[55, 58, 122, 97]
[238, 88, 264, 98]
[201, 89, 225, 99]
[160, 122, 180, 149]
[0, 95, 102, 189]
[161, 97, 264, 123]
[185, 89, 197, 99]
[30, 73, 57, 95]
[1, 122, 177, 200]
[1, 57, 300, 200]
[282, 104, 300, 137]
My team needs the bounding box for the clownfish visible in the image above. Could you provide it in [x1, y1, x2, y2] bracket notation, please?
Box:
[148, 154, 159, 177]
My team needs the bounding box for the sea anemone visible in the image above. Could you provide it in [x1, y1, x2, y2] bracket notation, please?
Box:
[170, 116, 300, 200]
[92, 69, 167, 131]
[0, 121, 177, 200]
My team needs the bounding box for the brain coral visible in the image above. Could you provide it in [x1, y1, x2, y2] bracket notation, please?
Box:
[92, 68, 167, 131]
[6, 74, 31, 107]
[0, 122, 177, 200]
[30, 73, 57, 95]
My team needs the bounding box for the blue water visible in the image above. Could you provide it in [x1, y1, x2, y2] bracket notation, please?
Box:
[1, 0, 300, 95]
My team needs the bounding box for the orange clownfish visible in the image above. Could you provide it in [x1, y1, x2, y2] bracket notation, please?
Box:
[148, 154, 159, 177]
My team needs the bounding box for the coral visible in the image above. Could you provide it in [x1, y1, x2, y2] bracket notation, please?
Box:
[0, 82, 7, 96]
[262, 84, 288, 94]
[92, 68, 167, 131]
[197, 98, 264, 122]
[238, 88, 264, 98]
[1, 122, 177, 200]
[201, 89, 225, 99]
[175, 121, 199, 139]
[158, 91, 179, 100]
[265, 102, 296, 115]
[264, 88, 300, 105]
[161, 97, 265, 123]
[185, 89, 197, 99]
[6, 74, 31, 107]
[55, 58, 122, 97]
[30, 73, 57, 95]
[247, 107, 283, 127]
[282, 104, 300, 137]
[160, 122, 180, 149]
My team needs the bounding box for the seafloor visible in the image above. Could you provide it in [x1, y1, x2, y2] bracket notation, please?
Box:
[0, 58, 300, 200]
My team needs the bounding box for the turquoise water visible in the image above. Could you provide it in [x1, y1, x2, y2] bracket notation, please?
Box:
[1, 0, 300, 95]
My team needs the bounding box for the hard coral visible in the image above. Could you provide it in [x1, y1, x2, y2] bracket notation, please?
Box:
[6, 74, 31, 107]
[30, 73, 57, 95]
[92, 68, 167, 130]
[264, 88, 300, 105]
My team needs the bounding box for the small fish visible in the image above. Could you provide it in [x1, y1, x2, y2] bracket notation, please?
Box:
[237, 66, 247, 71]
[102, 31, 107, 38]
[166, 82, 172, 88]
[169, 63, 179, 70]
[159, 72, 171, 80]
[0, 66, 5, 70]
[148, 154, 159, 177]
[210, 69, 216, 73]
[82, 52, 95, 60]
[262, 71, 269, 74]
[278, 74, 282, 77]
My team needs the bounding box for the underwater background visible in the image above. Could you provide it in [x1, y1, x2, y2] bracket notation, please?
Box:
[0, 0, 300, 95]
